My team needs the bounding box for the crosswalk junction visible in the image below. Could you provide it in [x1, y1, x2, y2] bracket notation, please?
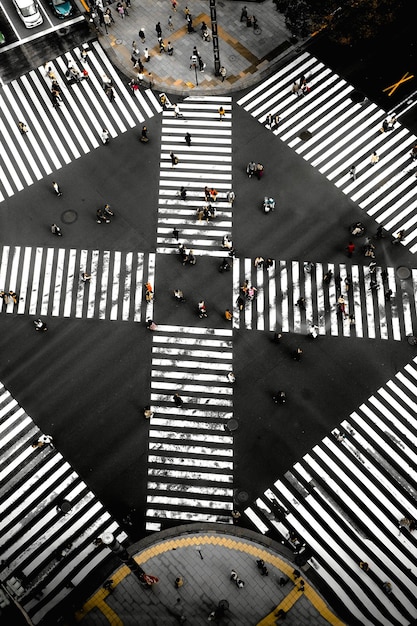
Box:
[0, 381, 127, 624]
[156, 96, 233, 257]
[244, 356, 417, 626]
[145, 325, 235, 532]
[0, 40, 161, 203]
[237, 51, 417, 253]
[232, 258, 417, 340]
[0, 245, 156, 323]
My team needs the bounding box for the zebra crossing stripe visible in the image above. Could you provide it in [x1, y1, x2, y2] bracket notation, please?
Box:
[0, 44, 160, 202]
[157, 96, 233, 257]
[235, 258, 416, 340]
[0, 383, 127, 624]
[145, 325, 234, 531]
[245, 357, 417, 626]
[238, 52, 417, 252]
[0, 245, 150, 322]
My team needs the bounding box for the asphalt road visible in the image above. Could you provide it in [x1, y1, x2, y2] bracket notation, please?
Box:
[0, 96, 414, 543]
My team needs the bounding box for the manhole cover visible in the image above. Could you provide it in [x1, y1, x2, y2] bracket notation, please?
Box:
[351, 90, 365, 103]
[229, 55, 236, 62]
[236, 490, 249, 503]
[397, 266, 411, 279]
[62, 210, 78, 224]
[116, 39, 122, 45]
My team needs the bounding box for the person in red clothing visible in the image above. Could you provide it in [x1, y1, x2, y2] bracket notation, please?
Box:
[346, 241, 355, 258]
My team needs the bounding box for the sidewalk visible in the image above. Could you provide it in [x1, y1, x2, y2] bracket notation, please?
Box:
[75, 524, 347, 625]
[95, 0, 300, 96]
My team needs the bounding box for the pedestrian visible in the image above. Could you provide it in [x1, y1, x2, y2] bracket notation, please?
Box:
[227, 371, 236, 383]
[140, 126, 149, 142]
[158, 38, 165, 53]
[255, 163, 264, 179]
[173, 227, 179, 240]
[296, 297, 306, 310]
[225, 309, 232, 321]
[143, 406, 154, 419]
[273, 113, 280, 127]
[273, 332, 282, 343]
[18, 121, 29, 134]
[146, 319, 158, 330]
[32, 434, 53, 447]
[171, 0, 177, 11]
[148, 73, 154, 89]
[198, 56, 205, 72]
[180, 187, 187, 201]
[240, 5, 247, 21]
[266, 113, 272, 128]
[217, 106, 226, 122]
[370, 151, 379, 165]
[388, 113, 397, 129]
[382, 581, 392, 595]
[167, 41, 174, 55]
[52, 181, 62, 196]
[139, 28, 146, 42]
[231, 509, 241, 522]
[392, 229, 405, 245]
[384, 288, 392, 302]
[247, 161, 256, 177]
[174, 289, 185, 302]
[209, 188, 218, 202]
[344, 274, 352, 292]
[411, 145, 417, 160]
[8, 290, 18, 304]
[173, 393, 183, 407]
[346, 241, 355, 257]
[184, 5, 190, 18]
[101, 128, 110, 144]
[220, 66, 226, 82]
[349, 165, 357, 181]
[185, 132, 191, 146]
[369, 261, 376, 274]
[246, 14, 252, 27]
[156, 21, 162, 37]
[337, 295, 347, 318]
[51, 223, 62, 236]
[227, 190, 235, 205]
[292, 347, 303, 361]
[254, 256, 264, 268]
[33, 318, 48, 331]
[265, 258, 273, 269]
[116, 2, 124, 18]
[170, 152, 179, 167]
[144, 47, 149, 62]
[292, 81, 300, 96]
[168, 15, 174, 30]
[175, 576, 183, 588]
[190, 54, 198, 69]
[252, 15, 258, 30]
[174, 103, 181, 118]
[381, 118, 389, 132]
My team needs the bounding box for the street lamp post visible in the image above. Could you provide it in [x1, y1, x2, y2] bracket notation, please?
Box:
[101, 533, 157, 587]
[209, 0, 221, 76]
[192, 61, 199, 87]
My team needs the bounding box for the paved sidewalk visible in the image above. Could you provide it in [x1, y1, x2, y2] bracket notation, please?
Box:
[95, 0, 301, 96]
[75, 524, 347, 625]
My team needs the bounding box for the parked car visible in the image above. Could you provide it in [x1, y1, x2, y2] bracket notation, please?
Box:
[50, 0, 72, 18]
[12, 0, 43, 27]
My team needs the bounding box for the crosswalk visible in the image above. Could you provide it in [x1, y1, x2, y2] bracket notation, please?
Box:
[0, 381, 127, 625]
[237, 52, 417, 253]
[232, 258, 417, 340]
[145, 325, 235, 531]
[244, 356, 417, 626]
[156, 96, 233, 256]
[0, 40, 161, 203]
[0, 245, 155, 322]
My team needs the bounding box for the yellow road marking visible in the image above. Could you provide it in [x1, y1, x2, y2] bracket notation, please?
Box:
[383, 72, 414, 96]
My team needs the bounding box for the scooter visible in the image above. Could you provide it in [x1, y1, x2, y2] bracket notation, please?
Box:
[263, 196, 275, 213]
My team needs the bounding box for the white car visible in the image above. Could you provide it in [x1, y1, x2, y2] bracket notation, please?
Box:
[13, 0, 43, 27]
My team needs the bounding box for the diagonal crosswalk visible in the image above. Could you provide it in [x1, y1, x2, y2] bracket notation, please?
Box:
[156, 96, 233, 257]
[0, 245, 155, 322]
[237, 52, 417, 253]
[233, 258, 417, 340]
[0, 381, 127, 625]
[145, 325, 235, 531]
[0, 40, 161, 203]
[244, 357, 417, 626]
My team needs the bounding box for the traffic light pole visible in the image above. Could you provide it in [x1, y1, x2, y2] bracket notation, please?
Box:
[209, 0, 221, 76]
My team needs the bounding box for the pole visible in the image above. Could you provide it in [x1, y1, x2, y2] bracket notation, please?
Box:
[101, 533, 150, 585]
[209, 0, 221, 76]
[194, 62, 199, 87]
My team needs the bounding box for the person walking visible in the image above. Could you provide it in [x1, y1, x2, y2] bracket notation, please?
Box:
[224, 309, 232, 321]
[292, 81, 300, 96]
[370, 151, 379, 165]
[174, 103, 181, 118]
[346, 241, 355, 257]
[144, 47, 150, 62]
[227, 190, 235, 205]
[218, 106, 225, 121]
[167, 41, 174, 55]
[292, 347, 303, 361]
[32, 434, 53, 447]
[52, 181, 62, 196]
[220, 66, 227, 82]
[349, 165, 357, 181]
[139, 27, 146, 42]
[240, 5, 247, 21]
[173, 393, 183, 407]
[273, 391, 287, 404]
[180, 187, 187, 201]
[51, 223, 62, 236]
[185, 132, 191, 146]
[170, 152, 179, 167]
[155, 21, 162, 37]
[168, 15, 174, 30]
